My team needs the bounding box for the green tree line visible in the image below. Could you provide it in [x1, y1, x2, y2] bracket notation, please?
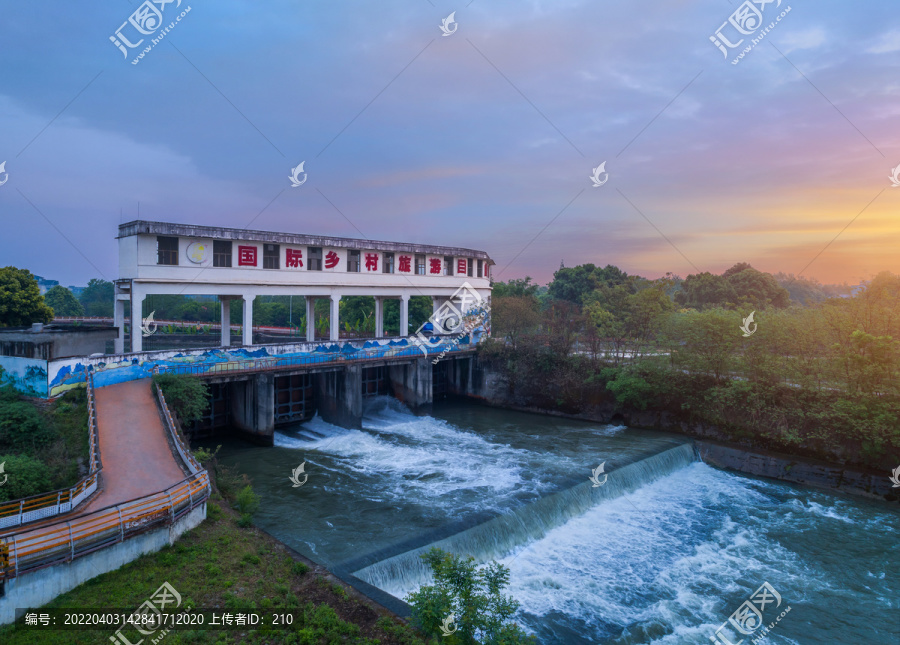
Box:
[486, 263, 899, 470]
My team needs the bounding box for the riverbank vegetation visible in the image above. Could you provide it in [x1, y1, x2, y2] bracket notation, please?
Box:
[407, 548, 535, 644]
[0, 382, 89, 501]
[0, 451, 430, 645]
[486, 265, 899, 471]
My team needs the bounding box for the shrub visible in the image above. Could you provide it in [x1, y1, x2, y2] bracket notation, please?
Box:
[152, 373, 209, 423]
[406, 548, 535, 644]
[0, 454, 53, 502]
[0, 400, 54, 453]
[235, 484, 260, 515]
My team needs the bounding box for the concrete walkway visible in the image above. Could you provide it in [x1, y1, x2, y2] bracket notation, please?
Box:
[84, 379, 188, 511]
[0, 379, 187, 539]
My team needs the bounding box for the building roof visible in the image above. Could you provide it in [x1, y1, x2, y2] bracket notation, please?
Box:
[118, 220, 494, 263]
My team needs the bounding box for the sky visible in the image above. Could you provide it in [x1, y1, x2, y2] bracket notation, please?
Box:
[0, 0, 898, 288]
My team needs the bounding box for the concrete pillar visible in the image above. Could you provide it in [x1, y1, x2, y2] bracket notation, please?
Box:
[306, 297, 316, 342]
[242, 295, 254, 346]
[229, 374, 275, 445]
[388, 357, 433, 413]
[314, 365, 362, 429]
[400, 294, 410, 337]
[329, 294, 341, 342]
[220, 298, 231, 347]
[374, 297, 384, 339]
[132, 293, 145, 353]
[114, 297, 126, 354]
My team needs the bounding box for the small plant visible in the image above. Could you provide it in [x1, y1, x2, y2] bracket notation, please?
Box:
[206, 501, 221, 521]
[406, 548, 535, 645]
[235, 484, 260, 516]
[193, 444, 221, 465]
[291, 561, 310, 576]
[152, 373, 210, 423]
[237, 513, 254, 528]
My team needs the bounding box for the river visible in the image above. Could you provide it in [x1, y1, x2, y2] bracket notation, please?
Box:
[210, 397, 900, 644]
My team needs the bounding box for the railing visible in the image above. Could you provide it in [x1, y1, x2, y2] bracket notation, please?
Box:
[155, 386, 203, 475]
[153, 339, 477, 378]
[0, 374, 103, 530]
[0, 473, 209, 580]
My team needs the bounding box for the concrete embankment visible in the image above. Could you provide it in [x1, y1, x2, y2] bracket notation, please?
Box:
[462, 363, 899, 503]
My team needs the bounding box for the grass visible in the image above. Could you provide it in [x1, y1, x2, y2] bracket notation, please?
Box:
[0, 494, 428, 644]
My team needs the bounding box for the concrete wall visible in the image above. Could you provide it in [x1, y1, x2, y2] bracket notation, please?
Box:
[315, 366, 362, 429]
[230, 374, 275, 445]
[125, 230, 492, 292]
[0, 504, 206, 625]
[388, 357, 433, 413]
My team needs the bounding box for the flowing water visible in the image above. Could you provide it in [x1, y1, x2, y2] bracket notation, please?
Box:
[210, 397, 900, 644]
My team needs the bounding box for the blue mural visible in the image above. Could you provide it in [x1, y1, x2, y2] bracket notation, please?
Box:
[46, 336, 478, 396]
[0, 356, 49, 397]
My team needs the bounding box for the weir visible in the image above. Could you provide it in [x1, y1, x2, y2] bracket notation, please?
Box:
[341, 442, 696, 597]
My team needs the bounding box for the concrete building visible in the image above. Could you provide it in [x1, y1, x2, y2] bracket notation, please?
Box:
[115, 221, 494, 353]
[0, 323, 118, 360]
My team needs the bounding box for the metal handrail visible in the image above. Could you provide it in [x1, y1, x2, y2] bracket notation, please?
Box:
[154, 386, 202, 475]
[0, 373, 103, 530]
[0, 472, 210, 580]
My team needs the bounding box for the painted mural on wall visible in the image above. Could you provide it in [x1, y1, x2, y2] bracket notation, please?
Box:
[0, 356, 49, 397]
[46, 336, 476, 397]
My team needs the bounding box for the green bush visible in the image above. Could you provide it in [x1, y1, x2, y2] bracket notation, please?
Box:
[0, 454, 53, 502]
[235, 484, 260, 516]
[406, 548, 535, 645]
[152, 373, 210, 422]
[0, 400, 54, 452]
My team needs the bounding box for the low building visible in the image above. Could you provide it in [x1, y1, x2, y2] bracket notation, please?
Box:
[0, 323, 118, 360]
[115, 220, 494, 352]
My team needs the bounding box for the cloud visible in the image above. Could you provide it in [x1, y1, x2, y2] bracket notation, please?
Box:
[867, 29, 900, 53]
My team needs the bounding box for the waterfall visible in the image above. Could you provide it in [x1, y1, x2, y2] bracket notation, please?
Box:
[350, 442, 696, 598]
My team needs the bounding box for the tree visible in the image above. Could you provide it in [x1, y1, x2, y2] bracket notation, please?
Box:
[0, 267, 54, 327]
[492, 296, 540, 349]
[548, 264, 631, 305]
[667, 309, 740, 381]
[152, 373, 210, 423]
[78, 278, 114, 317]
[406, 548, 535, 645]
[44, 285, 84, 317]
[724, 265, 790, 309]
[544, 300, 582, 356]
[492, 277, 539, 299]
[674, 272, 736, 309]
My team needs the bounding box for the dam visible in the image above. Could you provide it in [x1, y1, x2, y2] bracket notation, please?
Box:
[209, 399, 900, 644]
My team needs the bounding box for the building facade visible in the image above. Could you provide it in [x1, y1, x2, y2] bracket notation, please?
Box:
[115, 221, 493, 352]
